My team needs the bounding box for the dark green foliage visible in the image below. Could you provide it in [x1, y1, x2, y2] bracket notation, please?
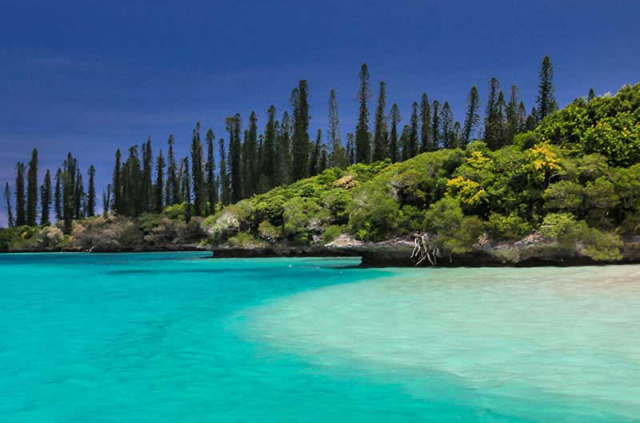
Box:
[26, 149, 38, 226]
[537, 56, 557, 121]
[40, 170, 52, 225]
[206, 129, 217, 214]
[588, 88, 596, 102]
[462, 86, 480, 146]
[112, 149, 122, 214]
[327, 90, 348, 170]
[420, 93, 432, 152]
[142, 138, 153, 212]
[389, 104, 401, 163]
[291, 81, 311, 180]
[62, 153, 76, 233]
[121, 146, 142, 216]
[103, 184, 111, 217]
[261, 107, 277, 188]
[181, 157, 192, 221]
[276, 112, 293, 185]
[400, 125, 411, 161]
[355, 64, 371, 164]
[243, 113, 259, 196]
[525, 107, 538, 131]
[15, 162, 26, 226]
[408, 102, 419, 158]
[227, 114, 243, 203]
[505, 85, 522, 144]
[484, 77, 502, 149]
[346, 133, 355, 165]
[55, 169, 62, 221]
[440, 102, 455, 148]
[155, 150, 165, 213]
[309, 129, 322, 176]
[219, 138, 231, 206]
[372, 81, 388, 161]
[191, 122, 206, 215]
[86, 166, 96, 218]
[431, 100, 440, 149]
[4, 183, 14, 227]
[74, 167, 84, 219]
[166, 134, 179, 206]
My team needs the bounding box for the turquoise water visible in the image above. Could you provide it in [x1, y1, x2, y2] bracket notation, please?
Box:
[1, 253, 639, 422]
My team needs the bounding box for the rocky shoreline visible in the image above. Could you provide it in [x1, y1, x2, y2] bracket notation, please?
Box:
[211, 236, 640, 268]
[4, 236, 640, 268]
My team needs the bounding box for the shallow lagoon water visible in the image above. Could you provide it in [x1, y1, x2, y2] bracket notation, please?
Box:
[1, 253, 639, 422]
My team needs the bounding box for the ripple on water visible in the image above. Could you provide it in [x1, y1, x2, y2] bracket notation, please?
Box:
[240, 265, 640, 422]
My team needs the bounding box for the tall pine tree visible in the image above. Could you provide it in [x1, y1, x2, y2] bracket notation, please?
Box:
[87, 165, 96, 217]
[440, 102, 455, 148]
[291, 82, 310, 180]
[355, 64, 371, 163]
[181, 157, 192, 221]
[431, 100, 441, 150]
[142, 138, 153, 212]
[166, 134, 179, 206]
[227, 114, 243, 203]
[346, 133, 356, 165]
[462, 86, 480, 146]
[505, 85, 521, 144]
[244, 112, 259, 196]
[420, 94, 433, 152]
[327, 89, 348, 169]
[205, 129, 217, 214]
[4, 182, 14, 227]
[484, 77, 502, 149]
[261, 107, 277, 187]
[536, 56, 557, 122]
[15, 162, 26, 226]
[389, 103, 401, 163]
[62, 153, 76, 234]
[309, 129, 322, 176]
[26, 148, 38, 226]
[112, 149, 122, 214]
[219, 138, 231, 206]
[191, 122, 205, 215]
[372, 81, 388, 161]
[155, 150, 165, 213]
[55, 168, 62, 221]
[40, 169, 52, 225]
[408, 102, 419, 158]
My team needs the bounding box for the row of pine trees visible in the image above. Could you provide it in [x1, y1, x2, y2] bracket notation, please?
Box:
[5, 56, 562, 232]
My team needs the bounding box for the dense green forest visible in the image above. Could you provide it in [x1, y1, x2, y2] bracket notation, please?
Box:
[202, 82, 639, 260]
[2, 57, 639, 263]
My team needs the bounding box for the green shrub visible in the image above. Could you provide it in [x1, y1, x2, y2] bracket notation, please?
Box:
[348, 179, 401, 241]
[258, 220, 282, 243]
[322, 225, 344, 243]
[423, 198, 482, 254]
[543, 180, 584, 212]
[540, 212, 622, 260]
[580, 227, 623, 261]
[283, 197, 324, 243]
[485, 213, 532, 240]
[227, 232, 264, 248]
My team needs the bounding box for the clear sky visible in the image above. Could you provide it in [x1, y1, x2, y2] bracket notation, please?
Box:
[1, 0, 639, 226]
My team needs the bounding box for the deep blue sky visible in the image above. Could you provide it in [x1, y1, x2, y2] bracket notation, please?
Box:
[1, 0, 639, 226]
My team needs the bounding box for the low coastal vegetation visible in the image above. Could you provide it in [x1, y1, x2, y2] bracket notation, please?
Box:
[1, 60, 639, 265]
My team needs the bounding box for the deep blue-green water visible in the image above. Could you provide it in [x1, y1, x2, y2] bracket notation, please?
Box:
[1, 253, 639, 422]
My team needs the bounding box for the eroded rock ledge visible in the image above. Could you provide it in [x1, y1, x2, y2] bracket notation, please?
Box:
[211, 237, 640, 268]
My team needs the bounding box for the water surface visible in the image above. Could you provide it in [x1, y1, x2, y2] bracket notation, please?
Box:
[1, 253, 639, 422]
